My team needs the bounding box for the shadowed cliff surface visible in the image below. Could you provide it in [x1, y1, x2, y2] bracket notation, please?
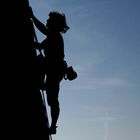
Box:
[1, 1, 49, 139]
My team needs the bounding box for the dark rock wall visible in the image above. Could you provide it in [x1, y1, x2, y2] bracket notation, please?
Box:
[1, 0, 49, 139]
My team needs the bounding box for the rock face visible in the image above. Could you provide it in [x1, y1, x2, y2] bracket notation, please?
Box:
[1, 0, 49, 139]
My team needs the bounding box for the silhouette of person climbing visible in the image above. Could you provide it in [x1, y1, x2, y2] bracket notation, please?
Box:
[29, 8, 69, 135]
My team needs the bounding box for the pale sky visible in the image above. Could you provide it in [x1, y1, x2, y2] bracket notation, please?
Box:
[29, 0, 140, 140]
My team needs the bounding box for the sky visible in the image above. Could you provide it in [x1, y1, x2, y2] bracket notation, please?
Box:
[29, 0, 140, 140]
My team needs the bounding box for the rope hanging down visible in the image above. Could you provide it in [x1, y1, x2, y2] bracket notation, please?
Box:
[31, 16, 53, 140]
[41, 90, 52, 140]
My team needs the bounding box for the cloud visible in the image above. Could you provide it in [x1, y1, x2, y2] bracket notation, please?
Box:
[62, 75, 131, 93]
[92, 78, 130, 88]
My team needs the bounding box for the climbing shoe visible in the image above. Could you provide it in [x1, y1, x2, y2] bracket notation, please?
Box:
[49, 126, 57, 135]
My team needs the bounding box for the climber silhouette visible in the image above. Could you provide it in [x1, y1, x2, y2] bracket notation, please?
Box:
[30, 8, 69, 135]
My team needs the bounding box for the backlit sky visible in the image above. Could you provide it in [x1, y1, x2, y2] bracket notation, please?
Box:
[29, 0, 140, 140]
